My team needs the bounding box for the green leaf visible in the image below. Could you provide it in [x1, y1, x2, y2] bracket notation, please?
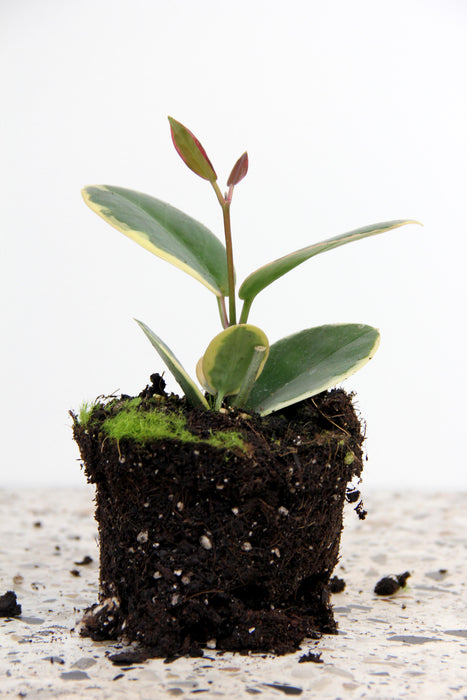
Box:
[195, 356, 216, 395]
[201, 324, 269, 398]
[168, 117, 217, 182]
[82, 185, 229, 296]
[135, 319, 209, 410]
[238, 220, 421, 321]
[246, 324, 380, 416]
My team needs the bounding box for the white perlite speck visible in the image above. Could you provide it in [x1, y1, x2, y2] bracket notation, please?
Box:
[200, 535, 212, 550]
[241, 542, 252, 551]
[278, 506, 289, 516]
[136, 530, 148, 543]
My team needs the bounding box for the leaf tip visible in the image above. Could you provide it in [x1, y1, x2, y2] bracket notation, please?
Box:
[168, 116, 217, 182]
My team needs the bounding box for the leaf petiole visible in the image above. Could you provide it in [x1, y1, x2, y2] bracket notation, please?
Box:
[217, 296, 229, 329]
[239, 298, 253, 325]
[211, 181, 236, 326]
[214, 390, 225, 412]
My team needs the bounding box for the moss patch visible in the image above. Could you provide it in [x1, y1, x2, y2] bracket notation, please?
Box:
[102, 401, 246, 452]
[78, 400, 100, 427]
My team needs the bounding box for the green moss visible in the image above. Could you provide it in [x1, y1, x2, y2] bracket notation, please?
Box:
[102, 402, 246, 452]
[78, 400, 100, 427]
[344, 451, 355, 465]
[206, 430, 246, 452]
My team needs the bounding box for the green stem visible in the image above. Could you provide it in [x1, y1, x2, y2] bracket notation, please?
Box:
[232, 345, 267, 409]
[211, 180, 225, 207]
[214, 390, 225, 411]
[217, 297, 229, 329]
[212, 181, 236, 326]
[239, 298, 253, 324]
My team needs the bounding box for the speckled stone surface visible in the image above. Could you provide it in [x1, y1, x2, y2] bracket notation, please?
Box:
[1, 488, 466, 699]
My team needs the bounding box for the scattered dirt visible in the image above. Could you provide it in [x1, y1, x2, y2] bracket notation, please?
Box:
[74, 556, 93, 566]
[298, 650, 324, 663]
[0, 590, 22, 617]
[329, 576, 346, 593]
[73, 374, 365, 658]
[374, 571, 411, 596]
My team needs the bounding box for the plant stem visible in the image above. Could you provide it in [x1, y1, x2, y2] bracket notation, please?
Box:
[239, 298, 252, 324]
[211, 180, 225, 208]
[222, 202, 236, 325]
[214, 390, 225, 412]
[212, 181, 236, 326]
[217, 297, 229, 329]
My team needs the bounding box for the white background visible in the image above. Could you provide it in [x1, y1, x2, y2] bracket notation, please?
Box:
[2, 0, 466, 489]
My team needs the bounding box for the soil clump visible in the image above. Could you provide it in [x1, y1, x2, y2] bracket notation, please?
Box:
[73, 374, 365, 658]
[0, 591, 22, 617]
[374, 572, 411, 596]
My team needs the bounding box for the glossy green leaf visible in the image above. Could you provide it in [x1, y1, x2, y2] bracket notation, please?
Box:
[195, 356, 216, 395]
[82, 185, 229, 296]
[238, 220, 420, 321]
[135, 319, 209, 410]
[246, 324, 380, 416]
[201, 324, 269, 397]
[168, 117, 217, 182]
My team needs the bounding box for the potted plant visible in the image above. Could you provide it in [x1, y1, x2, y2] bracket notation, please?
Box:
[72, 118, 418, 659]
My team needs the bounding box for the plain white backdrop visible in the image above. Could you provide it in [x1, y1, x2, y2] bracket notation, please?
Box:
[2, 0, 466, 489]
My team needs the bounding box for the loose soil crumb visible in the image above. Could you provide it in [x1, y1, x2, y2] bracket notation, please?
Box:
[0, 590, 22, 617]
[74, 555, 93, 566]
[374, 571, 411, 596]
[298, 650, 324, 663]
[73, 375, 365, 658]
[329, 576, 346, 593]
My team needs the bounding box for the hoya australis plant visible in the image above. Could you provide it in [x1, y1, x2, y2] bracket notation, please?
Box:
[82, 118, 418, 415]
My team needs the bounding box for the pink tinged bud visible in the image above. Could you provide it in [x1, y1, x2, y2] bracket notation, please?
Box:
[227, 151, 249, 187]
[168, 117, 217, 182]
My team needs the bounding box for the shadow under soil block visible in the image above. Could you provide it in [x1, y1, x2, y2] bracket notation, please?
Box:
[72, 375, 365, 658]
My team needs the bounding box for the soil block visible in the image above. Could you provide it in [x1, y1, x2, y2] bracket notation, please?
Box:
[72, 375, 364, 658]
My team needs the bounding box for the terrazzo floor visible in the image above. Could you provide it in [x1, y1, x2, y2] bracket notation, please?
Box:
[1, 488, 466, 699]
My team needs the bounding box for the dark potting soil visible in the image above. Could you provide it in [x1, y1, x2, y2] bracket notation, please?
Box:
[374, 572, 411, 596]
[298, 649, 324, 663]
[329, 576, 346, 594]
[0, 590, 22, 617]
[72, 375, 365, 658]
